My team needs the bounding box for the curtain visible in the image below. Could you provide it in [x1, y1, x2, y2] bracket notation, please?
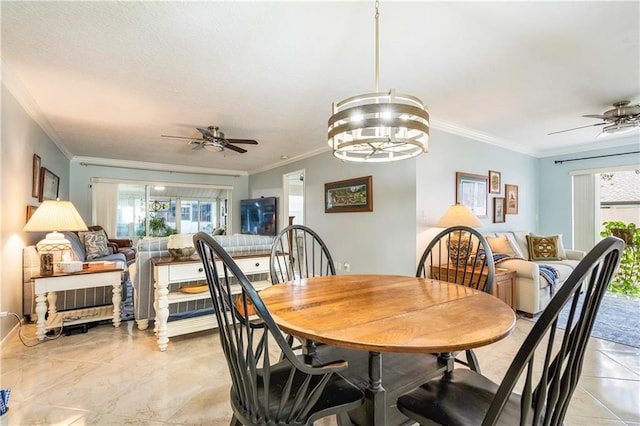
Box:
[91, 182, 119, 236]
[572, 173, 599, 252]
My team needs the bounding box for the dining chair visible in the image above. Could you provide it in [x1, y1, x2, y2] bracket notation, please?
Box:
[270, 224, 336, 363]
[398, 236, 624, 426]
[270, 224, 336, 284]
[417, 225, 495, 372]
[193, 232, 364, 426]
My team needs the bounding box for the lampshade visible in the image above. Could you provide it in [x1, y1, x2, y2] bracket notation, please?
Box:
[24, 200, 88, 266]
[436, 204, 482, 228]
[327, 2, 429, 163]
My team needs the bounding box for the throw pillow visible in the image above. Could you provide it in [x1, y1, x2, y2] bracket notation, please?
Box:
[526, 234, 561, 261]
[486, 235, 517, 257]
[81, 230, 111, 260]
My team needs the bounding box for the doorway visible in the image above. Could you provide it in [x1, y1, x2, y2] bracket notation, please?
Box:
[282, 169, 305, 229]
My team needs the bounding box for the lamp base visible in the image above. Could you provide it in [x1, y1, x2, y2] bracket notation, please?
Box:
[447, 238, 472, 266]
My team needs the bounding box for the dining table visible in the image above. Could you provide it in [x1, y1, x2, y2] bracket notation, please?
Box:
[259, 273, 516, 426]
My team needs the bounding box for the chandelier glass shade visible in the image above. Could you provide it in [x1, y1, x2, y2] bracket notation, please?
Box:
[328, 1, 429, 163]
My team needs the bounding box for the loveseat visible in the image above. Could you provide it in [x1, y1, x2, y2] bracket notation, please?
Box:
[482, 231, 586, 317]
[131, 233, 274, 330]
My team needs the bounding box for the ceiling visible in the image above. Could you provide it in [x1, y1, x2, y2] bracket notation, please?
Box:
[2, 1, 639, 175]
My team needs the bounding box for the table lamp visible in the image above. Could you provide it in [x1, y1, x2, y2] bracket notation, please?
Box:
[23, 200, 88, 274]
[435, 204, 482, 265]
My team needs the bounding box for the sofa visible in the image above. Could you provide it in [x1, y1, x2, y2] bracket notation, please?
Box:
[131, 233, 274, 330]
[482, 231, 586, 317]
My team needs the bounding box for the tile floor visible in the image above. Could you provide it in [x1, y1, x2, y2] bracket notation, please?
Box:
[1, 318, 638, 425]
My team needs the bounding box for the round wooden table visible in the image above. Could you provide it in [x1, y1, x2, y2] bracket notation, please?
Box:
[260, 274, 516, 425]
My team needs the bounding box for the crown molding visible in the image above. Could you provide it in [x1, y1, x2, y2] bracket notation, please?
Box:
[72, 156, 247, 177]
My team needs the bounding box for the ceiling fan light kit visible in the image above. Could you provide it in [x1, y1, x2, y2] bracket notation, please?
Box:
[327, 1, 429, 163]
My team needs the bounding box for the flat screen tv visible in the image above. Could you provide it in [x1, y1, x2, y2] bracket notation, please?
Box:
[240, 196, 277, 236]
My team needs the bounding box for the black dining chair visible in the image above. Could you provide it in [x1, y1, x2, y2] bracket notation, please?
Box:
[270, 224, 336, 363]
[417, 225, 496, 372]
[398, 236, 624, 426]
[270, 224, 336, 284]
[193, 232, 364, 426]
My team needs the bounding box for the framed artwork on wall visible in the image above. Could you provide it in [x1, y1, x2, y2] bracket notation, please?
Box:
[488, 170, 501, 194]
[455, 172, 488, 217]
[505, 184, 519, 214]
[493, 197, 505, 223]
[32, 154, 41, 198]
[39, 167, 60, 202]
[325, 175, 373, 213]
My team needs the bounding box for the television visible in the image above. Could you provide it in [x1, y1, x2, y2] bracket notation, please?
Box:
[240, 197, 277, 236]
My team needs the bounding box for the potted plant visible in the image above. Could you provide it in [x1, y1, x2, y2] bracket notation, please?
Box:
[600, 221, 639, 297]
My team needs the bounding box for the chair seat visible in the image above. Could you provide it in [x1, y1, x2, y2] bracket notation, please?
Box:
[397, 369, 524, 426]
[239, 360, 363, 425]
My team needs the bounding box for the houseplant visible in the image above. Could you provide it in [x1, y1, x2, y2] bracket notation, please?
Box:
[600, 221, 639, 297]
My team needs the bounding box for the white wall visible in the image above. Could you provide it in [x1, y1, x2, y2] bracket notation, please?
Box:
[249, 151, 417, 275]
[1, 83, 69, 340]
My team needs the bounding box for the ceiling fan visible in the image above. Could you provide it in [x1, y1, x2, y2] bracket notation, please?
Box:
[161, 126, 258, 153]
[549, 100, 640, 136]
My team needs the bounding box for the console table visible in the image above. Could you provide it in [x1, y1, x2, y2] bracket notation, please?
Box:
[431, 264, 516, 310]
[33, 262, 124, 340]
[152, 254, 273, 351]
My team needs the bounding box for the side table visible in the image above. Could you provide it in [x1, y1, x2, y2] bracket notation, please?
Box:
[32, 262, 124, 340]
[430, 264, 516, 310]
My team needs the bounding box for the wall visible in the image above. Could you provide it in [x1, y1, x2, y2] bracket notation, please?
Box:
[249, 128, 540, 276]
[69, 164, 249, 234]
[538, 138, 640, 245]
[1, 83, 69, 341]
[249, 151, 417, 275]
[416, 130, 539, 261]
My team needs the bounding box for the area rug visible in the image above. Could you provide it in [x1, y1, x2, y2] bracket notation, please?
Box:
[521, 294, 640, 348]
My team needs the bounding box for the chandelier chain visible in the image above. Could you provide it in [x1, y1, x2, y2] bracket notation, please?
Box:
[375, 0, 380, 92]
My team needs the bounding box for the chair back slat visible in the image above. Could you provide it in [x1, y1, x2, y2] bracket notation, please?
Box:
[482, 236, 623, 426]
[194, 232, 361, 425]
[417, 226, 495, 295]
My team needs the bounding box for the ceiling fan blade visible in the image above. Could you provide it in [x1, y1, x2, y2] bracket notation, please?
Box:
[191, 142, 205, 150]
[582, 114, 609, 120]
[548, 122, 607, 135]
[161, 134, 202, 140]
[224, 144, 248, 154]
[226, 138, 258, 145]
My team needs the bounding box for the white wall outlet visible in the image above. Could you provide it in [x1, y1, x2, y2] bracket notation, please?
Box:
[343, 263, 351, 272]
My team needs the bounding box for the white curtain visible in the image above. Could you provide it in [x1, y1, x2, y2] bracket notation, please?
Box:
[91, 182, 119, 236]
[572, 174, 599, 252]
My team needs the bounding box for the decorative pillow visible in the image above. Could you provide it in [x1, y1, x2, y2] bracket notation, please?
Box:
[526, 234, 561, 261]
[548, 233, 567, 259]
[486, 235, 517, 257]
[81, 230, 111, 260]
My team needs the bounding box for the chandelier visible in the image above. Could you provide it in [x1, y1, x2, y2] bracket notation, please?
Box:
[328, 1, 429, 162]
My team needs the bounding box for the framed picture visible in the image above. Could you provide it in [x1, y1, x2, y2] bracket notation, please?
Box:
[39, 167, 60, 202]
[455, 172, 488, 217]
[488, 170, 501, 194]
[32, 154, 41, 198]
[493, 197, 506, 223]
[26, 205, 38, 223]
[325, 175, 373, 213]
[505, 184, 519, 214]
